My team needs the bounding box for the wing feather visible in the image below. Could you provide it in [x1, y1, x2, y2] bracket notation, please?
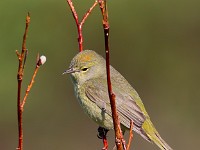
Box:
[85, 78, 146, 132]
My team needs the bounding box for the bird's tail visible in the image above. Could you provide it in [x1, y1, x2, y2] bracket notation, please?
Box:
[142, 119, 173, 150]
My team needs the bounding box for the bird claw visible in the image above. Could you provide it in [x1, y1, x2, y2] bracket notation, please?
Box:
[97, 126, 109, 139]
[97, 127, 109, 149]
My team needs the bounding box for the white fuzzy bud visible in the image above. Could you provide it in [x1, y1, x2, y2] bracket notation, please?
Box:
[38, 55, 46, 66]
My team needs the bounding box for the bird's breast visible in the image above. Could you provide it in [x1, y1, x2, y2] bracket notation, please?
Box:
[74, 84, 113, 130]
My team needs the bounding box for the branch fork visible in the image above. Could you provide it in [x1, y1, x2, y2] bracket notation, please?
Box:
[66, 1, 134, 150]
[66, 0, 98, 51]
[16, 13, 46, 150]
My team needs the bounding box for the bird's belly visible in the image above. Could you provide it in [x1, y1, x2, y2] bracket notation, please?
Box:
[75, 86, 113, 130]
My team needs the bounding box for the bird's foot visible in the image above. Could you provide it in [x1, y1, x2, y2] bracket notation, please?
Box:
[97, 127, 109, 150]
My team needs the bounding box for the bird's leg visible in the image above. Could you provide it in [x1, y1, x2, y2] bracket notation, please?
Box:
[101, 101, 107, 113]
[100, 101, 107, 121]
[97, 126, 109, 150]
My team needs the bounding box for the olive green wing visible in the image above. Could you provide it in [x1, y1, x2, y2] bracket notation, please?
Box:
[85, 77, 150, 141]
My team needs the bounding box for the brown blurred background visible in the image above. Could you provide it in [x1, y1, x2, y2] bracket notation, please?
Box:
[1, 0, 200, 149]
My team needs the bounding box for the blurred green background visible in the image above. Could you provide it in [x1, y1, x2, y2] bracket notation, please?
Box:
[1, 0, 200, 149]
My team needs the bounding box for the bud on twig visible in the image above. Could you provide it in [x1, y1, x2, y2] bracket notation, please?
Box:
[37, 55, 46, 66]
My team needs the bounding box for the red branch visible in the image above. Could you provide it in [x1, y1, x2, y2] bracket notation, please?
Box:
[21, 61, 40, 109]
[16, 13, 30, 150]
[98, 1, 124, 150]
[126, 120, 134, 150]
[16, 13, 45, 150]
[66, 0, 98, 52]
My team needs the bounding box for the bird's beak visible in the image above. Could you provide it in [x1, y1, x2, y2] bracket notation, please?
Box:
[62, 67, 75, 75]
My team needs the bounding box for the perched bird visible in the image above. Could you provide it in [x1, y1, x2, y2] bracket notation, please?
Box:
[63, 50, 172, 150]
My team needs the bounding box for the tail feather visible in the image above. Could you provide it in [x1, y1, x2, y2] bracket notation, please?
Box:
[153, 132, 173, 150]
[142, 119, 173, 150]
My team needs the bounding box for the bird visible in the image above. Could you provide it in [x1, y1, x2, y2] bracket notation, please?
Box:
[63, 50, 172, 150]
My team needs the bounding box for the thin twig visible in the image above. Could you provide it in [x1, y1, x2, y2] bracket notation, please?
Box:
[66, 0, 97, 51]
[126, 120, 134, 150]
[16, 13, 30, 150]
[80, 1, 98, 27]
[98, 1, 124, 150]
[66, 0, 81, 51]
[16, 13, 46, 150]
[21, 64, 40, 109]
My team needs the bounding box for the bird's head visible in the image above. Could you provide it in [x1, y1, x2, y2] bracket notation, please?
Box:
[63, 50, 106, 85]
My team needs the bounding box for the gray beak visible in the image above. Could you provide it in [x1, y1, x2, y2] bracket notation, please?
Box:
[62, 67, 75, 75]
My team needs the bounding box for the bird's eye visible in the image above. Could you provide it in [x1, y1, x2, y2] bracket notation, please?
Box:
[82, 67, 88, 71]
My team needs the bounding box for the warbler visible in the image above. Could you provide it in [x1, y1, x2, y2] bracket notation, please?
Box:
[63, 50, 172, 150]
